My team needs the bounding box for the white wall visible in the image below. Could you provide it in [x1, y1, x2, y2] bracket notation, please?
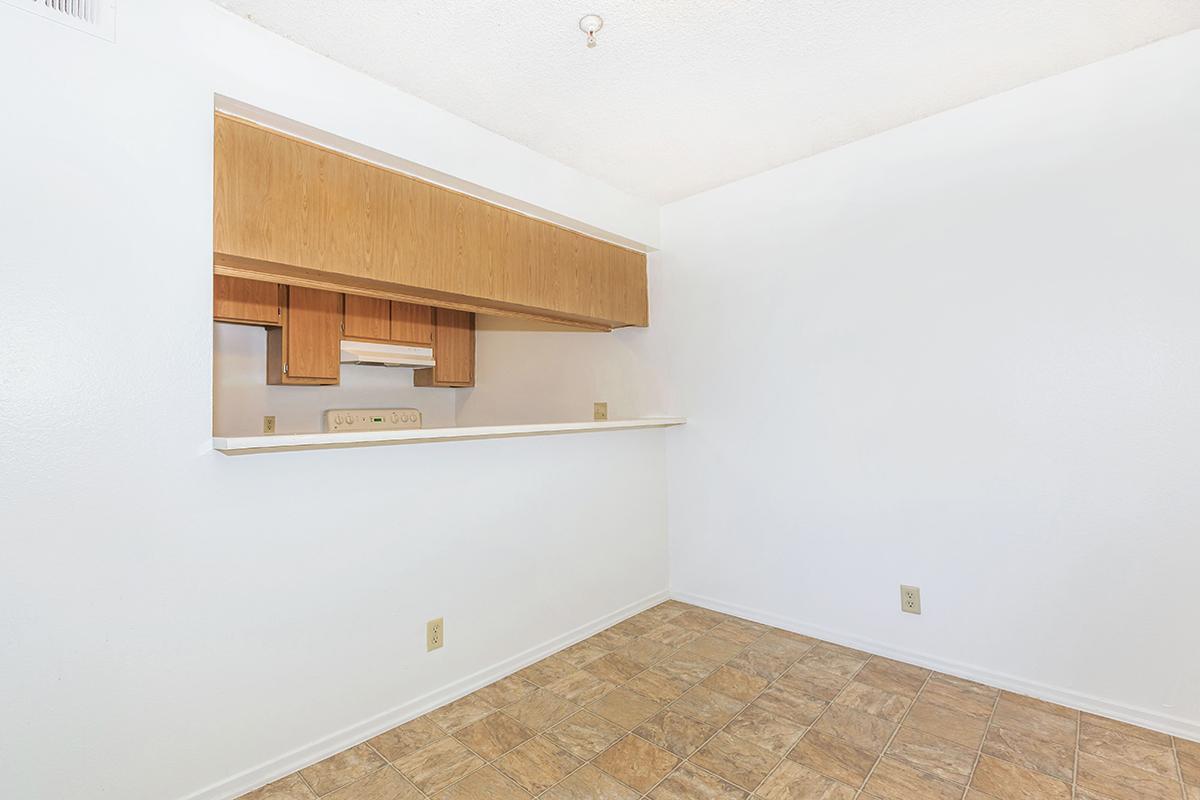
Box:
[0, 2, 667, 799]
[659, 31, 1200, 738]
[5, 3, 1197, 798]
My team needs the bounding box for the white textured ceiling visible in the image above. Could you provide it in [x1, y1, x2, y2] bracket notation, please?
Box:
[212, 1, 1199, 202]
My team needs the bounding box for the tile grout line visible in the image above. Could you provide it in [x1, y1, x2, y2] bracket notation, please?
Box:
[395, 685, 575, 797]
[593, 608, 746, 798]
[850, 666, 935, 800]
[534, 615, 697, 799]
[804, 649, 878, 799]
[553, 612, 808, 798]
[294, 766, 321, 799]
[1080, 710, 1089, 796]
[617, 610, 802, 798]
[958, 684, 1004, 800]
[961, 695, 1190, 800]
[494, 681, 619, 797]
[659, 628, 797, 798]
[583, 606, 738, 798]
[633, 621, 780, 798]
[519, 603, 722, 799]
[685, 636, 804, 797]
[1172, 736, 1187, 800]
[358, 754, 422, 800]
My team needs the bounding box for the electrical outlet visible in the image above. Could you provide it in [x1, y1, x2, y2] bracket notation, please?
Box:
[263, 416, 276, 434]
[901, 585, 922, 615]
[426, 618, 444, 651]
[593, 402, 608, 421]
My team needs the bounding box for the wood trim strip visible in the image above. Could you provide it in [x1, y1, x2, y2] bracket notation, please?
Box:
[214, 253, 614, 332]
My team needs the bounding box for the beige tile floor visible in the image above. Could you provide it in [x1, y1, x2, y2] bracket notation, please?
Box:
[239, 601, 1200, 800]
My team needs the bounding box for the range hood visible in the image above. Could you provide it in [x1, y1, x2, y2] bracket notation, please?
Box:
[339, 340, 435, 368]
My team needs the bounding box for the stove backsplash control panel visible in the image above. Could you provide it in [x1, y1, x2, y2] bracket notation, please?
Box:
[324, 408, 422, 432]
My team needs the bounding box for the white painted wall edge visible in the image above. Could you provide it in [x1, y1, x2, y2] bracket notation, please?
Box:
[672, 591, 1200, 743]
[216, 97, 654, 253]
[183, 589, 669, 800]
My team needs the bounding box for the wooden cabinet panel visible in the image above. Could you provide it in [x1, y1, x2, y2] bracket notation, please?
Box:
[267, 286, 342, 385]
[213, 275, 281, 326]
[344, 293, 433, 346]
[288, 287, 342, 381]
[390, 301, 433, 346]
[215, 114, 648, 329]
[414, 309, 474, 387]
[343, 294, 390, 341]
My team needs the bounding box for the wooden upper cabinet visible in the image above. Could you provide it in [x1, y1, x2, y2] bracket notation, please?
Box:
[267, 286, 342, 385]
[390, 301, 433, 346]
[343, 294, 433, 347]
[214, 114, 648, 329]
[213, 275, 281, 326]
[343, 294, 391, 342]
[414, 309, 474, 388]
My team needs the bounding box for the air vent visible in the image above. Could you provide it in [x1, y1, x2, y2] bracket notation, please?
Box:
[1, 0, 115, 41]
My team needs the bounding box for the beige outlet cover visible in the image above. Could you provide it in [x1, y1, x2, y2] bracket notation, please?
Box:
[427, 618, 444, 651]
[901, 585, 921, 614]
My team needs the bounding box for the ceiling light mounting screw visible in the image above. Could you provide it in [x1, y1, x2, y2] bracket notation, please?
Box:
[579, 14, 603, 48]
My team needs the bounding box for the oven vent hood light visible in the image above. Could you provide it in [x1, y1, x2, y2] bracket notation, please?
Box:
[339, 340, 435, 368]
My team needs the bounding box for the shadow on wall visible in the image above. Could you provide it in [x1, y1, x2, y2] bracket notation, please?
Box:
[477, 315, 601, 334]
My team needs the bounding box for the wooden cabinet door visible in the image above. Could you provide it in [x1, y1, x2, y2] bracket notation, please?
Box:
[390, 301, 433, 346]
[215, 114, 648, 329]
[343, 294, 390, 341]
[213, 275, 281, 325]
[268, 287, 342, 384]
[415, 308, 474, 387]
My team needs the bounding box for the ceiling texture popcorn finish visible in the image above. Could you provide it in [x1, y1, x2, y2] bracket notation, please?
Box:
[211, 1, 1199, 202]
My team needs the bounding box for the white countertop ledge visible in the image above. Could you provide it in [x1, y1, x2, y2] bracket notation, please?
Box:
[213, 418, 687, 454]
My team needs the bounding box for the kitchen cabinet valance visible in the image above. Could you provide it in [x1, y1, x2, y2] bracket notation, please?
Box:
[214, 114, 648, 330]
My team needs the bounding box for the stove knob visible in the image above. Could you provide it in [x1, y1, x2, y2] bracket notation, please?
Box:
[391, 412, 400, 423]
[335, 414, 344, 425]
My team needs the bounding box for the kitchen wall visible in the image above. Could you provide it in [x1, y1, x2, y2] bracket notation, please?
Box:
[456, 270, 672, 426]
[0, 3, 667, 800]
[213, 296, 673, 436]
[213, 323, 459, 435]
[658, 31, 1200, 739]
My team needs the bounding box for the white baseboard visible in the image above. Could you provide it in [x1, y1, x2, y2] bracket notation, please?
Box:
[671, 590, 1200, 743]
[183, 589, 669, 800]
